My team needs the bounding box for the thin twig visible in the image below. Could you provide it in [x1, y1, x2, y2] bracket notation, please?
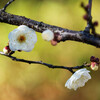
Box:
[88, 0, 92, 18]
[87, 0, 92, 29]
[87, 0, 100, 37]
[2, 0, 15, 11]
[0, 52, 90, 74]
[82, 0, 100, 38]
[84, 0, 92, 32]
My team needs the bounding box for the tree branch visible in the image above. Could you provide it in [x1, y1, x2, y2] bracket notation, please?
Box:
[82, 0, 100, 37]
[0, 52, 90, 74]
[0, 0, 99, 74]
[0, 10, 100, 47]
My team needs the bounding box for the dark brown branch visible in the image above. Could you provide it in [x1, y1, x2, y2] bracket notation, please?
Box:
[88, 0, 92, 19]
[2, 0, 15, 11]
[85, 0, 92, 32]
[0, 10, 100, 47]
[82, 0, 100, 37]
[0, 0, 99, 74]
[9, 51, 15, 56]
[0, 52, 90, 74]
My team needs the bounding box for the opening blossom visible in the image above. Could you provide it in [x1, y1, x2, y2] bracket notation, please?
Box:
[3, 46, 11, 54]
[65, 68, 91, 90]
[8, 25, 37, 52]
[42, 29, 54, 41]
[90, 62, 99, 71]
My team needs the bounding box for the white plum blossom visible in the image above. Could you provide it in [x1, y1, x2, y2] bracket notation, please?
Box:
[8, 25, 37, 52]
[42, 29, 54, 41]
[65, 68, 91, 90]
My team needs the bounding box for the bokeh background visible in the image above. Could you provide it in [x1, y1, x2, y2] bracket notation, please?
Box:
[0, 0, 100, 100]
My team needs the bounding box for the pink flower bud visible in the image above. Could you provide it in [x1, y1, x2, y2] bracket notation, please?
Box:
[3, 46, 11, 54]
[85, 4, 90, 10]
[83, 14, 88, 21]
[51, 40, 57, 46]
[90, 62, 99, 71]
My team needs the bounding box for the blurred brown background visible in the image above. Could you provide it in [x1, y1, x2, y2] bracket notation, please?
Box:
[0, 0, 100, 100]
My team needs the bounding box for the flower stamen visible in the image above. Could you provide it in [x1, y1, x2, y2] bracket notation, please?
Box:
[8, 25, 37, 52]
[17, 35, 26, 43]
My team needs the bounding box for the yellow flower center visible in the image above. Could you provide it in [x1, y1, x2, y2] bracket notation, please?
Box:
[17, 35, 26, 43]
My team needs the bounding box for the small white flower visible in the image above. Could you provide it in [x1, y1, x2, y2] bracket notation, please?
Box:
[65, 68, 91, 90]
[42, 29, 54, 41]
[8, 25, 37, 52]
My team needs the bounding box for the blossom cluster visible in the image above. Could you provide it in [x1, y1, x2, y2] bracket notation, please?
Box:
[65, 56, 99, 90]
[3, 25, 55, 53]
[2, 25, 99, 91]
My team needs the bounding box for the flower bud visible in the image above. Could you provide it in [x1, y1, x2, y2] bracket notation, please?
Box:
[83, 14, 88, 21]
[42, 29, 54, 41]
[51, 40, 57, 46]
[3, 46, 11, 54]
[90, 56, 95, 62]
[90, 62, 99, 71]
[81, 2, 84, 8]
[85, 4, 90, 10]
[95, 58, 99, 63]
[93, 21, 98, 26]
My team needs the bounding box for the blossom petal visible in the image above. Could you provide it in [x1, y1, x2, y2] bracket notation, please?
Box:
[42, 29, 54, 41]
[65, 68, 91, 90]
[8, 25, 37, 52]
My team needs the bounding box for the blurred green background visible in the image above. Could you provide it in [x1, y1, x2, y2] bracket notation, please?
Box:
[0, 0, 100, 100]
